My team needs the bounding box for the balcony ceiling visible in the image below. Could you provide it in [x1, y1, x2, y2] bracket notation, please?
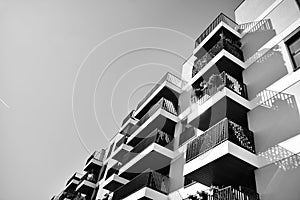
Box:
[135, 87, 179, 119]
[127, 115, 176, 147]
[119, 148, 172, 180]
[192, 56, 244, 88]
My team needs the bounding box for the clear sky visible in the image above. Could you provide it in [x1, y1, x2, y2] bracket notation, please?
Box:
[0, 0, 243, 199]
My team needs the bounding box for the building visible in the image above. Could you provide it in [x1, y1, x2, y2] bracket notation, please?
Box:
[53, 0, 300, 199]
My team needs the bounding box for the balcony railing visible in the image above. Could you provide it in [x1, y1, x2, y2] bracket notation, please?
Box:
[136, 73, 185, 111]
[112, 170, 169, 200]
[121, 110, 135, 126]
[191, 72, 247, 106]
[78, 172, 97, 185]
[114, 135, 128, 150]
[105, 162, 121, 180]
[128, 98, 178, 136]
[179, 126, 197, 147]
[192, 38, 244, 77]
[121, 128, 173, 166]
[210, 186, 260, 200]
[195, 13, 239, 49]
[86, 150, 105, 165]
[186, 118, 255, 162]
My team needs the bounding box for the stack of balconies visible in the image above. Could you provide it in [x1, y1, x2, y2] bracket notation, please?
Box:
[53, 150, 105, 200]
[76, 150, 105, 197]
[181, 13, 260, 199]
[101, 72, 184, 199]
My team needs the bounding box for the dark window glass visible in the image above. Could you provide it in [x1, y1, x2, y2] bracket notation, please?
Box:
[287, 31, 300, 70]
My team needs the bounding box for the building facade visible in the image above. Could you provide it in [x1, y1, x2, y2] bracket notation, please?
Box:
[53, 0, 300, 199]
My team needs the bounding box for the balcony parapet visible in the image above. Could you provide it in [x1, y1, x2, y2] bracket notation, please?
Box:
[186, 118, 255, 163]
[193, 38, 244, 77]
[194, 13, 239, 49]
[112, 170, 169, 200]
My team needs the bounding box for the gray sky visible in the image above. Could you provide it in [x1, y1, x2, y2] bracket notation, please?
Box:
[0, 0, 243, 199]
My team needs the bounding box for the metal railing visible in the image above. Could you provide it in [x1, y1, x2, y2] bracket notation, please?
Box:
[127, 98, 178, 136]
[136, 73, 185, 111]
[195, 13, 239, 49]
[192, 38, 244, 77]
[191, 72, 247, 107]
[114, 135, 128, 150]
[186, 118, 255, 162]
[121, 110, 135, 126]
[105, 162, 121, 180]
[112, 170, 169, 200]
[212, 186, 260, 200]
[121, 128, 173, 166]
[179, 126, 197, 147]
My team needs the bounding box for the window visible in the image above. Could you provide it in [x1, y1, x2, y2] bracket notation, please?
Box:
[287, 31, 300, 70]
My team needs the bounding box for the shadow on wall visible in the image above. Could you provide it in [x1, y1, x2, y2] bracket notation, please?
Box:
[239, 18, 276, 63]
[249, 88, 300, 154]
[259, 144, 300, 171]
[255, 147, 300, 200]
[243, 44, 288, 100]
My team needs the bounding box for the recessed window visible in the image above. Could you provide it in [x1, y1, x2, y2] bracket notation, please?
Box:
[287, 31, 300, 70]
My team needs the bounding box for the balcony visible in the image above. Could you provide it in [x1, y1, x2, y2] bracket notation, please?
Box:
[65, 172, 82, 192]
[192, 38, 244, 78]
[120, 110, 137, 135]
[184, 118, 258, 189]
[127, 97, 178, 147]
[186, 118, 255, 163]
[208, 186, 259, 200]
[191, 72, 247, 106]
[194, 13, 240, 49]
[112, 170, 169, 200]
[119, 129, 174, 179]
[122, 110, 135, 126]
[76, 172, 97, 195]
[134, 73, 184, 119]
[111, 135, 132, 162]
[103, 162, 128, 192]
[179, 126, 197, 147]
[84, 150, 105, 172]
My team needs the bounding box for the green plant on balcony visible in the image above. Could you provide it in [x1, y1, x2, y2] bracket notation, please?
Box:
[184, 191, 209, 200]
[229, 121, 254, 152]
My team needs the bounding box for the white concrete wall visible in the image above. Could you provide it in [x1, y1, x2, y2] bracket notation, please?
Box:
[255, 162, 300, 200]
[240, 0, 300, 64]
[235, 0, 277, 24]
